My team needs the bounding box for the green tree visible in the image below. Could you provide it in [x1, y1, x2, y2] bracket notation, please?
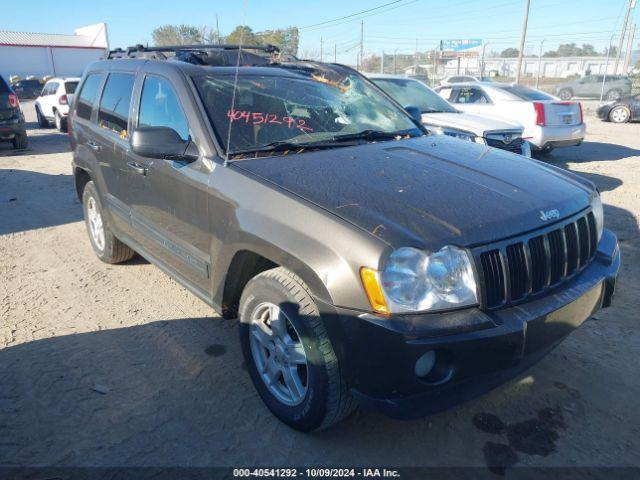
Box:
[500, 48, 519, 58]
[152, 24, 205, 46]
[225, 26, 258, 46]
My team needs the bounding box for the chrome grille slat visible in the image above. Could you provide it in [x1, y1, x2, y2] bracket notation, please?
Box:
[476, 210, 598, 309]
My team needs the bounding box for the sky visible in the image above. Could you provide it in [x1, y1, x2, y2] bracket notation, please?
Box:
[3, 0, 639, 64]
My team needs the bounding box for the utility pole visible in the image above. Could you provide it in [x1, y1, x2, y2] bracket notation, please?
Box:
[600, 33, 616, 103]
[515, 0, 530, 84]
[381, 51, 385, 73]
[614, 0, 634, 74]
[393, 48, 399, 74]
[413, 39, 418, 76]
[536, 39, 545, 89]
[320, 37, 323, 62]
[334, 43, 337, 63]
[359, 20, 364, 71]
[480, 42, 489, 78]
[622, 22, 636, 75]
[215, 14, 220, 43]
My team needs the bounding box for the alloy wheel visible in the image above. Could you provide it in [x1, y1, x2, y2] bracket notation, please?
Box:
[249, 302, 308, 406]
[86, 197, 105, 251]
[610, 107, 629, 123]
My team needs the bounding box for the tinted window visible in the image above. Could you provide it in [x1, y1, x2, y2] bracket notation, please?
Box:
[455, 87, 490, 104]
[65, 81, 78, 94]
[138, 76, 190, 141]
[98, 73, 135, 136]
[22, 80, 41, 87]
[372, 78, 456, 113]
[496, 85, 553, 101]
[0, 75, 9, 93]
[76, 73, 103, 121]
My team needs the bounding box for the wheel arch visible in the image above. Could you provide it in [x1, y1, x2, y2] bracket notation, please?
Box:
[73, 167, 93, 202]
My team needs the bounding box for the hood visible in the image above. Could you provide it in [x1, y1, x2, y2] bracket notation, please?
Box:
[422, 112, 523, 136]
[233, 136, 595, 250]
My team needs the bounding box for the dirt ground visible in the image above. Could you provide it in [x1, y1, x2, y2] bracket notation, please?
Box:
[1, 101, 639, 469]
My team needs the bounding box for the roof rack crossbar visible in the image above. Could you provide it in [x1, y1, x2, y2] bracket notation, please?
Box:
[107, 43, 280, 59]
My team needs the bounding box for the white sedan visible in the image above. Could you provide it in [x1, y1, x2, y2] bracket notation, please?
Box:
[435, 82, 585, 154]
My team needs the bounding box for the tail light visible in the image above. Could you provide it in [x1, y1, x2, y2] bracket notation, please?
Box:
[8, 93, 19, 108]
[578, 102, 583, 124]
[59, 94, 68, 105]
[533, 102, 545, 126]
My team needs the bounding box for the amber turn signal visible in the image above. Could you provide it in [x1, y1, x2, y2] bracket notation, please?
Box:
[360, 267, 390, 315]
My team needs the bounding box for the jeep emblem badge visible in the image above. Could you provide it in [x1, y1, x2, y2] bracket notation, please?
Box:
[540, 209, 560, 221]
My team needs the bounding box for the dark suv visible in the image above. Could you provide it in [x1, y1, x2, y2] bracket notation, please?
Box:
[70, 45, 620, 431]
[0, 75, 28, 150]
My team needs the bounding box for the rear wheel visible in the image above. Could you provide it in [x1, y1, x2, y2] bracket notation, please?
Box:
[609, 105, 630, 123]
[558, 88, 572, 100]
[54, 110, 67, 132]
[12, 133, 28, 150]
[82, 181, 134, 264]
[239, 267, 355, 431]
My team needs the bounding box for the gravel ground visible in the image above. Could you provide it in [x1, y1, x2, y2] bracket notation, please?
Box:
[1, 101, 639, 469]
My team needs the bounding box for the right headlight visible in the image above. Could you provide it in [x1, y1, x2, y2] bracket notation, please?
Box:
[361, 246, 478, 314]
[591, 194, 604, 242]
[428, 126, 482, 143]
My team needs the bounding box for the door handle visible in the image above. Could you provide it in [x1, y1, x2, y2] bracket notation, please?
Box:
[127, 161, 147, 176]
[87, 141, 102, 152]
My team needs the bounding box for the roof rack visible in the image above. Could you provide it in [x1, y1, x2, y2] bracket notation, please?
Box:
[106, 43, 280, 60]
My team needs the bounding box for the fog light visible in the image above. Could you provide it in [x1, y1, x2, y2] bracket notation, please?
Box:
[414, 351, 436, 378]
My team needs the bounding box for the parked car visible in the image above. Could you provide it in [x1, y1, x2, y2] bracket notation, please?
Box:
[369, 74, 530, 156]
[596, 94, 640, 123]
[0, 74, 28, 149]
[555, 75, 632, 101]
[10, 79, 42, 99]
[436, 82, 585, 154]
[70, 46, 619, 431]
[35, 77, 80, 132]
[440, 75, 493, 86]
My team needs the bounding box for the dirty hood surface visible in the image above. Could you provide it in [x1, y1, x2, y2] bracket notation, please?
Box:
[233, 135, 594, 250]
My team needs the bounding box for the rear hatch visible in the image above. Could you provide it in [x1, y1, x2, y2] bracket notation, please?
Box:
[539, 100, 582, 126]
[0, 75, 17, 121]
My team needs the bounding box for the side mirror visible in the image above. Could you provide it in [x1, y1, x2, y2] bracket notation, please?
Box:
[404, 105, 423, 124]
[131, 127, 197, 161]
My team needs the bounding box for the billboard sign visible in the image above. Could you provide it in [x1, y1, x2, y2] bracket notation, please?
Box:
[440, 39, 482, 52]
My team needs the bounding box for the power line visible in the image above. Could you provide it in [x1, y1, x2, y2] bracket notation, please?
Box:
[299, 0, 404, 30]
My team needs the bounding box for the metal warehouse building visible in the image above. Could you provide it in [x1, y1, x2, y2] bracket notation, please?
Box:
[0, 24, 109, 80]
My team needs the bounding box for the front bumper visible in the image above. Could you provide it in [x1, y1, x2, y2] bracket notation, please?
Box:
[528, 123, 586, 150]
[322, 229, 619, 419]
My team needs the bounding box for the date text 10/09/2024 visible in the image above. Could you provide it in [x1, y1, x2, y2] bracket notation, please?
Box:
[233, 468, 401, 478]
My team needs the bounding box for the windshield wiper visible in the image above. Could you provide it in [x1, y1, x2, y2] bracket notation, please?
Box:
[229, 139, 361, 157]
[331, 129, 419, 142]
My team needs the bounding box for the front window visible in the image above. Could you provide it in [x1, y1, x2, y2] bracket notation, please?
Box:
[372, 78, 457, 113]
[193, 66, 421, 156]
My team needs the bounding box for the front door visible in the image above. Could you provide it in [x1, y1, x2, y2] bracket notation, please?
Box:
[126, 74, 211, 293]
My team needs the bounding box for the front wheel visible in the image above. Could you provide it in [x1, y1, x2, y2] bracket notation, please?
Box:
[558, 88, 572, 100]
[609, 105, 630, 123]
[12, 133, 28, 150]
[54, 110, 67, 132]
[82, 181, 134, 264]
[36, 106, 49, 128]
[239, 267, 355, 431]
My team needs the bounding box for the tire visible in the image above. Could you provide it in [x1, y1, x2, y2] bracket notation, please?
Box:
[81, 181, 135, 264]
[558, 88, 572, 100]
[12, 133, 28, 150]
[606, 89, 622, 101]
[239, 267, 355, 431]
[36, 106, 49, 128]
[54, 110, 67, 132]
[609, 106, 630, 123]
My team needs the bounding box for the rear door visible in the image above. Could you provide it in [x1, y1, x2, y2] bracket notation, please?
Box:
[126, 72, 211, 292]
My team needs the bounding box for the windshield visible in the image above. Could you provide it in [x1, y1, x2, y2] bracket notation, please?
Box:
[193, 66, 422, 156]
[372, 78, 457, 113]
[497, 85, 553, 101]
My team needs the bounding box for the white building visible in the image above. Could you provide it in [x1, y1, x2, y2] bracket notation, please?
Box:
[0, 23, 109, 80]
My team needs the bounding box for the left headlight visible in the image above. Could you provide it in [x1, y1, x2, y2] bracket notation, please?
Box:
[591, 194, 604, 242]
[361, 246, 478, 314]
[429, 126, 482, 143]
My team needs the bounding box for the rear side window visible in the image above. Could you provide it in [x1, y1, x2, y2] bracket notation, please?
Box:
[497, 85, 552, 101]
[65, 81, 79, 94]
[76, 73, 103, 121]
[455, 87, 490, 104]
[138, 75, 190, 141]
[98, 73, 135, 136]
[0, 75, 9, 93]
